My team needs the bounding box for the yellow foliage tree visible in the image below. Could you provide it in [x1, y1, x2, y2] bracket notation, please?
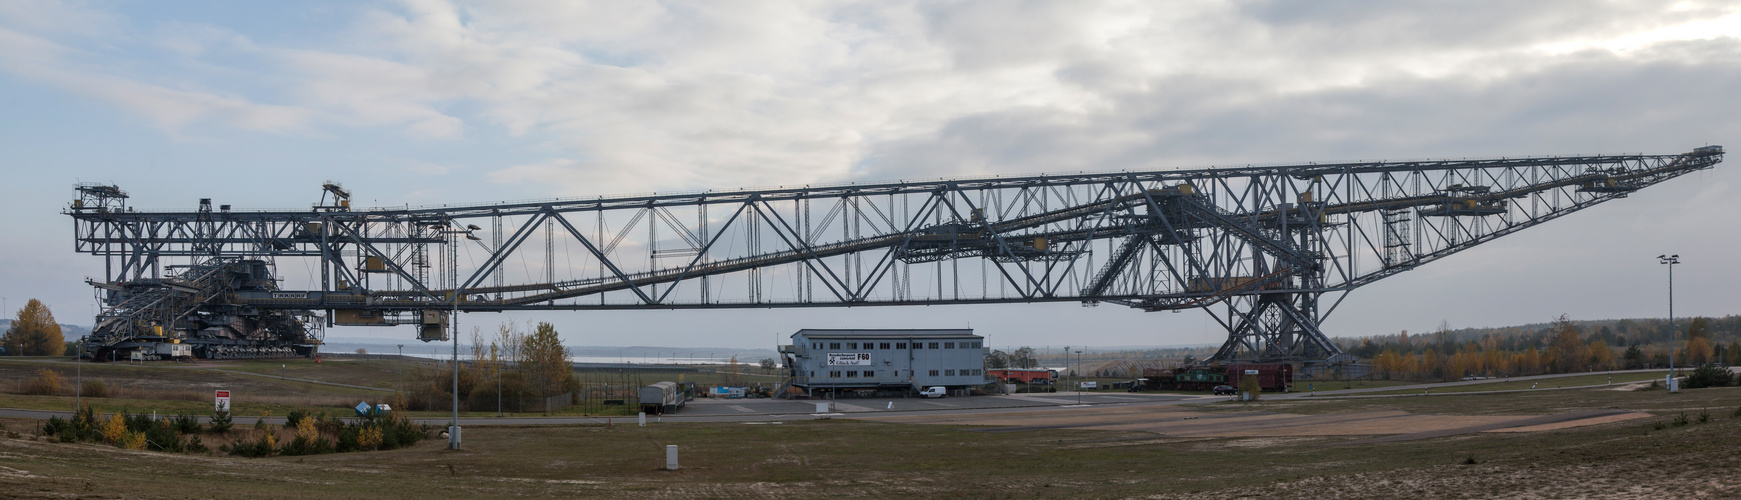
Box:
[1516, 347, 1543, 376]
[1586, 339, 1615, 370]
[296, 417, 319, 441]
[359, 426, 383, 450]
[1683, 337, 1714, 365]
[120, 431, 147, 450]
[101, 414, 127, 444]
[1373, 350, 1404, 379]
[2, 298, 64, 356]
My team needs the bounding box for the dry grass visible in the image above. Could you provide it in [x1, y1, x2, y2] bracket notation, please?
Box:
[0, 387, 1738, 498]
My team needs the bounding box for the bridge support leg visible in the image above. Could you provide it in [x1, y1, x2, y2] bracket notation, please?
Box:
[1211, 292, 1344, 363]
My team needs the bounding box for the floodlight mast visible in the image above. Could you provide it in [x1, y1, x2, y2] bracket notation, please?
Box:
[1658, 254, 1679, 391]
[66, 147, 1723, 367]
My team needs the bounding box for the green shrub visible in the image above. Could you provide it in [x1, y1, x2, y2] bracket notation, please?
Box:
[42, 416, 69, 437]
[335, 426, 360, 453]
[223, 433, 275, 458]
[209, 411, 232, 434]
[283, 409, 309, 430]
[142, 421, 180, 452]
[278, 434, 333, 456]
[1683, 365, 1734, 389]
[169, 413, 201, 434]
[123, 412, 154, 433]
[184, 435, 209, 454]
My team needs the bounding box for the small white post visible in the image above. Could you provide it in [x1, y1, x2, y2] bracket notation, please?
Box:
[639, 412, 647, 427]
[666, 445, 679, 470]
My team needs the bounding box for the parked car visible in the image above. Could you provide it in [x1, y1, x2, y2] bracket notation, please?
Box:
[920, 386, 948, 398]
[1212, 385, 1237, 396]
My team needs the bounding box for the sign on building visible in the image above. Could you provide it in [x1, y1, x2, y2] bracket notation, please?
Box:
[827, 353, 871, 366]
[1244, 369, 1259, 375]
[214, 390, 231, 413]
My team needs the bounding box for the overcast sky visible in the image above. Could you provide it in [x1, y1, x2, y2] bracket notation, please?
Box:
[1, 1, 1737, 350]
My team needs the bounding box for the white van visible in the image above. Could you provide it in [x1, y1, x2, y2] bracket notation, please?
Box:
[920, 386, 947, 398]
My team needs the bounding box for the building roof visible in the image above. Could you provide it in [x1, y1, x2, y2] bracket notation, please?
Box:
[792, 328, 980, 340]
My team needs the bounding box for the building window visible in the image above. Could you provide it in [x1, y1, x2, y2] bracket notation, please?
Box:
[863, 370, 874, 377]
[809, 371, 814, 377]
[830, 342, 840, 349]
[945, 369, 956, 376]
[928, 342, 939, 349]
[880, 342, 890, 349]
[896, 342, 907, 349]
[846, 371, 857, 378]
[830, 371, 841, 378]
[929, 369, 939, 377]
[943, 342, 954, 349]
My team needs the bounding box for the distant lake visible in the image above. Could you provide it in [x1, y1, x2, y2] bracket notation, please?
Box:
[395, 353, 741, 365]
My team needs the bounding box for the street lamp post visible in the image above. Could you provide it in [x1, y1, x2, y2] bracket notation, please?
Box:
[440, 222, 479, 450]
[1659, 254, 1680, 392]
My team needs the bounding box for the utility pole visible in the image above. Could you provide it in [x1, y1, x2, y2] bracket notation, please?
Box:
[396, 344, 404, 394]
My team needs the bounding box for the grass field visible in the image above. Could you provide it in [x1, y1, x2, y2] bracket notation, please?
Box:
[0, 358, 768, 419]
[1, 385, 1737, 498]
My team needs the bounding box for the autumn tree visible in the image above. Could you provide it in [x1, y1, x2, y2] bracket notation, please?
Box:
[1585, 339, 1615, 371]
[1546, 315, 1583, 373]
[1682, 337, 1713, 366]
[1685, 317, 1711, 341]
[2, 299, 64, 356]
[522, 322, 571, 399]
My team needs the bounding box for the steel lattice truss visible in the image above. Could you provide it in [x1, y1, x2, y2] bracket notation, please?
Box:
[68, 146, 1723, 362]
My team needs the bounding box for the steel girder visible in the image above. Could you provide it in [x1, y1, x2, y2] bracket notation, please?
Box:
[67, 147, 1723, 362]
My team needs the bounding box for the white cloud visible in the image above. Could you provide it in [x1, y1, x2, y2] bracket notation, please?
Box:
[3, 0, 1738, 193]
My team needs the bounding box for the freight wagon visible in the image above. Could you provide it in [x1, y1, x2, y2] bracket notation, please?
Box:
[1142, 364, 1292, 392]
